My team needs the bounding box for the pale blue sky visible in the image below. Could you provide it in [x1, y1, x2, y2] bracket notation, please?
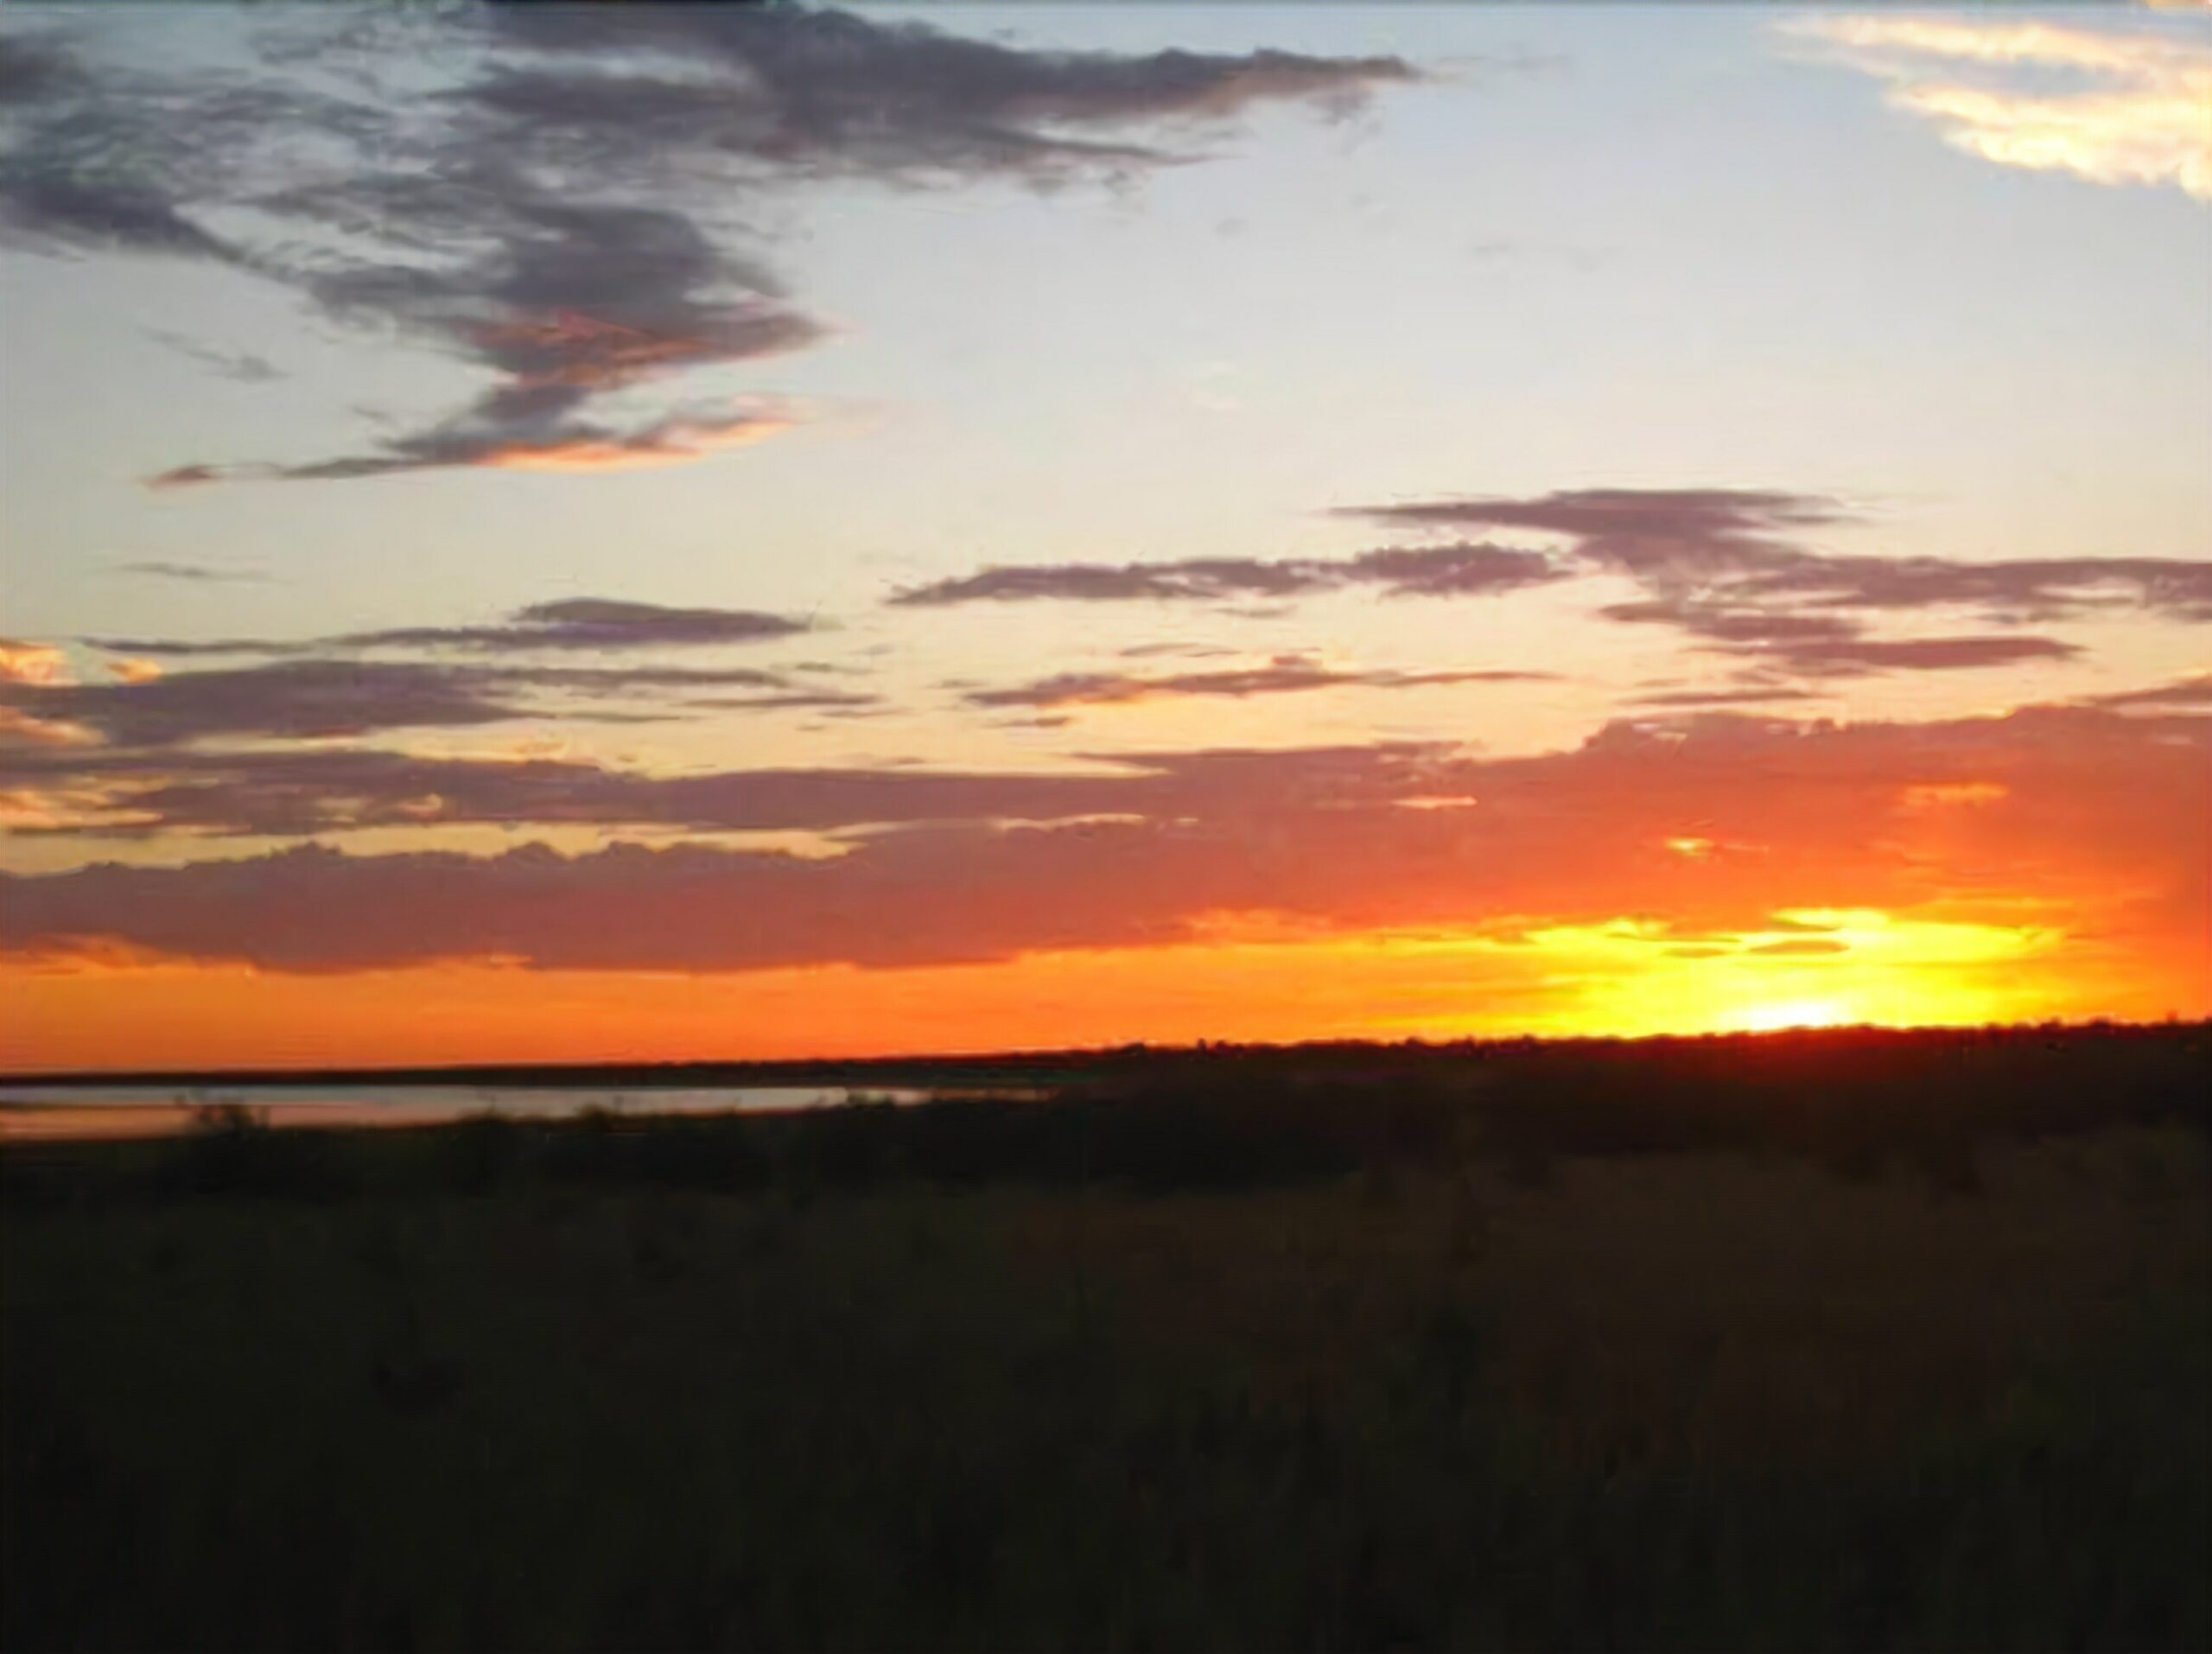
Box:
[3, 3, 2207, 781]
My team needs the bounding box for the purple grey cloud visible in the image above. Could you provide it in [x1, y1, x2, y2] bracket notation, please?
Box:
[0, 650, 859, 753]
[2084, 671, 2212, 711]
[0, 737, 1471, 840]
[3, 704, 2202, 973]
[965, 657, 1549, 709]
[1, 10, 1421, 487]
[0, 660, 543, 748]
[107, 561, 269, 585]
[1343, 489, 2212, 625]
[88, 597, 810, 659]
[892, 543, 1567, 608]
[898, 488, 2205, 684]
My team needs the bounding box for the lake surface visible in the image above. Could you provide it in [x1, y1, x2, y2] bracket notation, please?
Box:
[0, 1084, 936, 1142]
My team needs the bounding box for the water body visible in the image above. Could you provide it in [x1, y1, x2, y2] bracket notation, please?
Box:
[0, 1084, 936, 1142]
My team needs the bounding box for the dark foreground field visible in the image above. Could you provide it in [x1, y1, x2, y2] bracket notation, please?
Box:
[5, 1025, 2208, 1651]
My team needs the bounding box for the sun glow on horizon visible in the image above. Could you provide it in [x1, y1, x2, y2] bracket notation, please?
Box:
[0, 897, 2145, 1073]
[1725, 997, 1853, 1034]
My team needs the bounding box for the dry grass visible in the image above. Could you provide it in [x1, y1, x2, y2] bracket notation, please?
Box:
[6, 1116, 2206, 1650]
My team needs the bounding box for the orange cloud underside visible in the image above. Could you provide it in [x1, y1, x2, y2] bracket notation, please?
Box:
[3, 907, 2198, 1075]
[482, 417, 789, 474]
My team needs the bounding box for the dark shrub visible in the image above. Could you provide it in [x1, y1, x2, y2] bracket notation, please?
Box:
[166, 1103, 355, 1199]
[443, 1110, 523, 1194]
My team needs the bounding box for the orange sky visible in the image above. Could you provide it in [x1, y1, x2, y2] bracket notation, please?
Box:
[5, 804, 2202, 1073]
[1, 6, 2207, 1072]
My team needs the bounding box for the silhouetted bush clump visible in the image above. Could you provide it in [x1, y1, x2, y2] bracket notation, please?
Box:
[155, 1103, 357, 1199]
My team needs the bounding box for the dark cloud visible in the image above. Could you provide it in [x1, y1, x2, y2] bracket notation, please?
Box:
[891, 543, 1567, 608]
[1720, 555, 2212, 624]
[687, 688, 885, 715]
[0, 174, 242, 262]
[0, 31, 340, 267]
[77, 635, 309, 660]
[1118, 641, 1237, 660]
[1630, 688, 1821, 709]
[143, 330, 279, 384]
[108, 561, 268, 584]
[1599, 596, 2081, 678]
[2084, 670, 2212, 711]
[889, 487, 2207, 668]
[1345, 487, 1848, 557]
[146, 392, 797, 487]
[223, 182, 826, 485]
[0, 738, 1477, 840]
[0, 660, 537, 749]
[89, 597, 810, 658]
[966, 656, 1548, 709]
[1, 10, 1419, 486]
[0, 33, 78, 106]
[0, 647, 847, 754]
[474, 6, 1419, 178]
[340, 597, 811, 652]
[1599, 601, 1862, 646]
[1763, 635, 2082, 677]
[480, 665, 796, 692]
[1344, 488, 2212, 625]
[1337, 486, 2208, 680]
[1339, 544, 1573, 598]
[3, 704, 2202, 976]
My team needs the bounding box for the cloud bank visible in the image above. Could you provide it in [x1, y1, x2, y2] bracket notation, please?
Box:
[3, 706, 2202, 980]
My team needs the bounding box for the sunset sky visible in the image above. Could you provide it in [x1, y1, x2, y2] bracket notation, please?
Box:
[2, 2, 2207, 1072]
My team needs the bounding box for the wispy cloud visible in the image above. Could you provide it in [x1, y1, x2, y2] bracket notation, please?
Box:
[965, 656, 1548, 710]
[10, 599, 859, 754]
[88, 597, 811, 658]
[146, 396, 796, 487]
[2086, 667, 2212, 709]
[892, 544, 1568, 608]
[1630, 687, 1821, 709]
[1343, 488, 2208, 678]
[1787, 15, 2212, 200]
[143, 329, 279, 384]
[0, 651, 866, 752]
[0, 660, 538, 748]
[0, 736, 1468, 840]
[108, 561, 268, 584]
[1595, 596, 2083, 678]
[1, 10, 1423, 487]
[898, 485, 2208, 682]
[1339, 490, 2212, 621]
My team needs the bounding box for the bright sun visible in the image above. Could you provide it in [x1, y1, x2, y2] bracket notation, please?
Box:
[1729, 998, 1851, 1033]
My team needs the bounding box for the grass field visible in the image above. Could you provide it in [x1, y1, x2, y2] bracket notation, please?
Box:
[5, 1027, 2208, 1650]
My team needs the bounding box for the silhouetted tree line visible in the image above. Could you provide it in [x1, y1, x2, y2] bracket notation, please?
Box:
[3, 1021, 2202, 1207]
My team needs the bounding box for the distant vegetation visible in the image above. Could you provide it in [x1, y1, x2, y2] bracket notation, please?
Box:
[4, 1021, 2207, 1649]
[6, 1021, 2204, 1206]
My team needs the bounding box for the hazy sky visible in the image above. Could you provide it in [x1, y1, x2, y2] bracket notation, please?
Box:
[2, 3, 2207, 1069]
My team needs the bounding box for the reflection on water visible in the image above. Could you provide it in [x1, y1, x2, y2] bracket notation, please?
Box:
[0, 1085, 932, 1142]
